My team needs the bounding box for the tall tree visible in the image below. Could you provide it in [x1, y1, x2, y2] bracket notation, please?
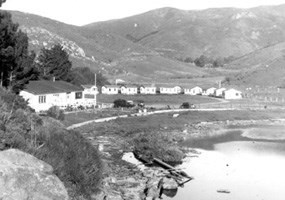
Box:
[37, 44, 72, 81]
[0, 11, 21, 87]
[0, 0, 6, 7]
[0, 10, 38, 92]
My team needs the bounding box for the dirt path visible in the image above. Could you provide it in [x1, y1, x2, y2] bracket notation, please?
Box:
[66, 107, 238, 130]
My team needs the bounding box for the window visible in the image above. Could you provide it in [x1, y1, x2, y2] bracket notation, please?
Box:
[39, 96, 46, 103]
[75, 92, 82, 99]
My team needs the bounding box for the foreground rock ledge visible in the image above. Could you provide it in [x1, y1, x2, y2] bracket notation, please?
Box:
[0, 149, 69, 200]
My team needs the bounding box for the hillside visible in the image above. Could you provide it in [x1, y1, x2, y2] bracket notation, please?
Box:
[225, 42, 285, 87]
[85, 5, 285, 60]
[9, 10, 206, 83]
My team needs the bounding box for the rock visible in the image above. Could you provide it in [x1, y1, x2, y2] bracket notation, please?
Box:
[160, 177, 178, 190]
[0, 149, 69, 200]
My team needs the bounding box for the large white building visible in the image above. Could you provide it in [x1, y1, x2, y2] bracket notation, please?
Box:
[20, 80, 86, 112]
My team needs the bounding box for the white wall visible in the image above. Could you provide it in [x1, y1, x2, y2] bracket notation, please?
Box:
[121, 87, 137, 95]
[140, 87, 156, 94]
[224, 89, 242, 99]
[20, 90, 85, 112]
[102, 87, 119, 94]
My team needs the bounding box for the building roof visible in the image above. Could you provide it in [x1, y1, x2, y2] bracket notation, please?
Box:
[140, 84, 156, 88]
[24, 80, 83, 95]
[120, 84, 138, 88]
[82, 84, 97, 89]
[102, 85, 120, 89]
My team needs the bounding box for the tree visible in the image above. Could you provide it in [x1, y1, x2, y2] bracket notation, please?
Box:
[0, 0, 6, 7]
[194, 55, 210, 67]
[37, 44, 72, 81]
[0, 10, 38, 92]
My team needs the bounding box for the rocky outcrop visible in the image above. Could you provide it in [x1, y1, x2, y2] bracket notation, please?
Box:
[0, 149, 69, 200]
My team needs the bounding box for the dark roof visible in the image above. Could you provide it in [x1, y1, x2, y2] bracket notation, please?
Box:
[82, 84, 97, 89]
[102, 85, 121, 88]
[24, 80, 83, 95]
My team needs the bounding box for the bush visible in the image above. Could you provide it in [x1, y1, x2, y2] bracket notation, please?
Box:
[133, 132, 184, 164]
[113, 99, 134, 108]
[0, 87, 31, 111]
[46, 106, 65, 121]
[180, 102, 190, 109]
[0, 92, 103, 199]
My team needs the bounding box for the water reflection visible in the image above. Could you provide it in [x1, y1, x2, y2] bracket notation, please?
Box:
[164, 133, 285, 200]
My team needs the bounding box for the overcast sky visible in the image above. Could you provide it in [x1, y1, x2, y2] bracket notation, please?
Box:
[2, 0, 285, 26]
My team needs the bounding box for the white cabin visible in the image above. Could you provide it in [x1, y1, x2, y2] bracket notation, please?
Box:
[205, 87, 217, 96]
[101, 85, 120, 94]
[159, 86, 182, 94]
[82, 85, 98, 107]
[184, 86, 203, 95]
[215, 88, 226, 97]
[139, 85, 156, 94]
[20, 80, 84, 112]
[224, 89, 242, 99]
[120, 85, 138, 95]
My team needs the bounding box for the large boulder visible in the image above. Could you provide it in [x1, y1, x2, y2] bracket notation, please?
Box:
[0, 149, 69, 200]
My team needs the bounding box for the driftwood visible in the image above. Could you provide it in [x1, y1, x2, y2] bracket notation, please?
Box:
[153, 158, 193, 186]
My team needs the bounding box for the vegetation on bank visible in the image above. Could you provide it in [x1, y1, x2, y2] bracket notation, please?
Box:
[0, 88, 102, 199]
[75, 108, 285, 164]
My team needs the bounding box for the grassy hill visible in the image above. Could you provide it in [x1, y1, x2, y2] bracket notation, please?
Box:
[8, 10, 206, 83]
[7, 4, 285, 86]
[85, 5, 285, 60]
[225, 42, 285, 87]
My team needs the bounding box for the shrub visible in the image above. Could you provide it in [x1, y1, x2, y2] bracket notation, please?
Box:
[180, 102, 190, 109]
[0, 87, 30, 111]
[113, 99, 134, 108]
[0, 91, 103, 199]
[133, 132, 184, 164]
[46, 106, 65, 121]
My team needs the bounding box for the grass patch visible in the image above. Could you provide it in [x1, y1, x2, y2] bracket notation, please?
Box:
[98, 94, 219, 106]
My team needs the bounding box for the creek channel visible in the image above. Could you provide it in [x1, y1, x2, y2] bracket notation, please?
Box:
[125, 124, 285, 200]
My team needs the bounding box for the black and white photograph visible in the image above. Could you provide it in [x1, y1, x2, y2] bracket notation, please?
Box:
[1, 0, 285, 199]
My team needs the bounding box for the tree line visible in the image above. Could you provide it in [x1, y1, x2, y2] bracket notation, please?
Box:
[0, 6, 108, 93]
[178, 55, 236, 68]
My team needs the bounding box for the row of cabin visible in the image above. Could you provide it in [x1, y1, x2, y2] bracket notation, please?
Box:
[20, 80, 98, 112]
[101, 85, 242, 99]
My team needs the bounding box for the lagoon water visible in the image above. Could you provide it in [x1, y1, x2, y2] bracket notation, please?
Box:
[164, 128, 285, 200]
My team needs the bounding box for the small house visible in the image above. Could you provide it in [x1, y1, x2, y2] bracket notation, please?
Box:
[20, 80, 84, 112]
[159, 86, 182, 94]
[82, 85, 98, 107]
[224, 89, 242, 99]
[139, 85, 156, 94]
[101, 85, 120, 95]
[205, 87, 217, 96]
[215, 87, 226, 97]
[184, 86, 203, 95]
[120, 85, 138, 95]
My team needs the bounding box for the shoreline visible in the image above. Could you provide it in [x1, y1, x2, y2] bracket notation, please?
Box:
[75, 115, 285, 199]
